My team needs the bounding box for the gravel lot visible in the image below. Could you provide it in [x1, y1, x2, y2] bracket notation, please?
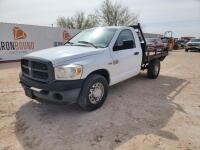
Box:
[0, 50, 200, 150]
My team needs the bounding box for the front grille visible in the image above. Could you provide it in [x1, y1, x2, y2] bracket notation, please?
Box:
[32, 70, 49, 79]
[32, 61, 48, 70]
[21, 58, 53, 82]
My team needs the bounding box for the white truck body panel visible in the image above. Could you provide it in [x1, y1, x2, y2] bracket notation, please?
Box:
[25, 46, 105, 66]
[108, 27, 142, 84]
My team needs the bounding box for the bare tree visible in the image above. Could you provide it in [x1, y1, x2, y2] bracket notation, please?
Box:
[57, 12, 97, 29]
[95, 0, 138, 26]
[57, 17, 68, 28]
[57, 0, 138, 29]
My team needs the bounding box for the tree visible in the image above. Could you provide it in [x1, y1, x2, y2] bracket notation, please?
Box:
[57, 17, 68, 28]
[95, 0, 138, 26]
[56, 0, 138, 29]
[57, 12, 97, 29]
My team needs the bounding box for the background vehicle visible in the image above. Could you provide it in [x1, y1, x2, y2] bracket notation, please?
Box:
[20, 23, 168, 110]
[181, 37, 194, 43]
[161, 31, 175, 51]
[175, 39, 187, 49]
[161, 38, 169, 50]
[146, 38, 165, 52]
[185, 38, 200, 52]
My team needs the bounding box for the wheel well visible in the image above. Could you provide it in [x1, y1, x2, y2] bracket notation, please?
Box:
[88, 69, 110, 84]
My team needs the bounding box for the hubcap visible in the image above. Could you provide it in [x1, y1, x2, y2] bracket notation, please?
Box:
[89, 82, 104, 104]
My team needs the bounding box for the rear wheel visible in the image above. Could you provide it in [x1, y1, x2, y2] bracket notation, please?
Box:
[185, 49, 188, 52]
[78, 74, 108, 111]
[147, 59, 160, 79]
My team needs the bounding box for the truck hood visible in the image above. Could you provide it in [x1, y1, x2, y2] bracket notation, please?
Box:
[24, 46, 105, 66]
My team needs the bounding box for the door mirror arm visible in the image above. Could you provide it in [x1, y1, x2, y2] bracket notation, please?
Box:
[113, 45, 119, 51]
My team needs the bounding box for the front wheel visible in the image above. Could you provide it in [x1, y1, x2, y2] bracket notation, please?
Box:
[147, 59, 160, 79]
[78, 74, 108, 111]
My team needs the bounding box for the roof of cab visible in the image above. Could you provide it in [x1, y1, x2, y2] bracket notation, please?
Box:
[88, 26, 131, 30]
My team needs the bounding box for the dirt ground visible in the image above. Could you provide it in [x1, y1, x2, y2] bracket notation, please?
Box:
[0, 50, 200, 150]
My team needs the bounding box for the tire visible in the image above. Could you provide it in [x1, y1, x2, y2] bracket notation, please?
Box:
[147, 59, 160, 79]
[185, 49, 188, 52]
[159, 56, 166, 61]
[78, 74, 108, 111]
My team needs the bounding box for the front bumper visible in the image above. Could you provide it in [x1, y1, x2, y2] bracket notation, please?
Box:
[186, 46, 200, 50]
[20, 74, 84, 104]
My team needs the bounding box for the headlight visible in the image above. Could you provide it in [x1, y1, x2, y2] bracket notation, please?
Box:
[54, 64, 82, 80]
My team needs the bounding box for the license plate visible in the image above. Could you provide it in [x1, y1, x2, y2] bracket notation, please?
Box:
[25, 87, 33, 98]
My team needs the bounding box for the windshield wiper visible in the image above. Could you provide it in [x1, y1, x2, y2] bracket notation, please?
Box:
[65, 41, 74, 45]
[78, 41, 98, 48]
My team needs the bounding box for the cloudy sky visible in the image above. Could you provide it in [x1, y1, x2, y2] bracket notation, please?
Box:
[0, 0, 200, 37]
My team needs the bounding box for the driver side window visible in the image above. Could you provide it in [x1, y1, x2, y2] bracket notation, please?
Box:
[113, 29, 136, 51]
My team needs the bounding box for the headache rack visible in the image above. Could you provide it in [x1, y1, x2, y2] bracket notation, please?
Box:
[129, 23, 168, 69]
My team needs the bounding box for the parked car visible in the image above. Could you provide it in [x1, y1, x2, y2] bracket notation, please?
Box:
[185, 38, 200, 52]
[161, 38, 168, 49]
[19, 24, 168, 110]
[176, 40, 187, 49]
[146, 38, 165, 52]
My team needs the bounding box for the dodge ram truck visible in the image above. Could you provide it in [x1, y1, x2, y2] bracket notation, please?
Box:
[20, 23, 168, 110]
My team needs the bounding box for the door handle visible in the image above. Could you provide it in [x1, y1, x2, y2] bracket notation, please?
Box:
[134, 52, 139, 55]
[113, 59, 119, 64]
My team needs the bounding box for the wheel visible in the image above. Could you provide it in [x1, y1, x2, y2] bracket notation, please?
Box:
[147, 59, 160, 79]
[185, 49, 188, 52]
[160, 56, 166, 61]
[78, 74, 108, 111]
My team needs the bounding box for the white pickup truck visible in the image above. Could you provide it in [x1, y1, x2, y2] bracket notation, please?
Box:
[20, 24, 168, 110]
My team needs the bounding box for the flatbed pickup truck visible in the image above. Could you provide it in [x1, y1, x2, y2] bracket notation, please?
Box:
[20, 23, 168, 110]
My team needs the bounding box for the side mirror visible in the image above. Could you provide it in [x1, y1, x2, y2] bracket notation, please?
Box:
[113, 45, 118, 51]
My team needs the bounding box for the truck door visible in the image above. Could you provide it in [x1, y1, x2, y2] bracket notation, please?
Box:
[110, 29, 142, 84]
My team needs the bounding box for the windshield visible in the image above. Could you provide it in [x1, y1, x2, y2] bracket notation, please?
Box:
[146, 39, 156, 43]
[177, 40, 185, 43]
[190, 39, 200, 42]
[66, 27, 117, 48]
[146, 38, 162, 44]
[146, 38, 158, 43]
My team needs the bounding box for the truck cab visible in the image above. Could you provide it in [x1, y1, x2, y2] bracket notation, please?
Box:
[20, 24, 168, 110]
